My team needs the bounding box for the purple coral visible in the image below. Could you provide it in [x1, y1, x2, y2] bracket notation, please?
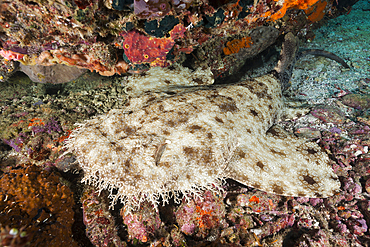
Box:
[31, 118, 62, 135]
[3, 138, 23, 152]
[134, 0, 171, 18]
[3, 132, 27, 152]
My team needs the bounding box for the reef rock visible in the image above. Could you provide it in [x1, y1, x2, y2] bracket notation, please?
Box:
[65, 34, 341, 211]
[19, 63, 86, 84]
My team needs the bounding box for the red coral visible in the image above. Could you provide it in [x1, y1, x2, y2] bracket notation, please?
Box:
[120, 24, 186, 67]
[0, 165, 77, 247]
[0, 49, 25, 61]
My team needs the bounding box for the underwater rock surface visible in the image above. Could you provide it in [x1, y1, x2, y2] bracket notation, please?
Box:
[19, 63, 87, 84]
[0, 0, 359, 82]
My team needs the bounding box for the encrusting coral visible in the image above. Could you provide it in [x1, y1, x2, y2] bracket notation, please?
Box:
[0, 164, 77, 247]
[120, 24, 186, 67]
[0, 0, 351, 81]
[32, 49, 129, 77]
[65, 33, 342, 212]
[223, 36, 253, 55]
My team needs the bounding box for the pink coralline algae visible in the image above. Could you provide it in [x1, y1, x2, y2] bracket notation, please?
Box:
[174, 190, 228, 238]
[320, 122, 370, 177]
[229, 191, 296, 241]
[309, 198, 324, 207]
[121, 201, 162, 243]
[236, 191, 290, 215]
[296, 229, 341, 247]
[275, 99, 370, 244]
[120, 24, 186, 67]
[259, 214, 295, 239]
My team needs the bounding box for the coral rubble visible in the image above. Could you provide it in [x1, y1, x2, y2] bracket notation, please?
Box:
[121, 201, 162, 243]
[19, 63, 87, 84]
[175, 190, 227, 238]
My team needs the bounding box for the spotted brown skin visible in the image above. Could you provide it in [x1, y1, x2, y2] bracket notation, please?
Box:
[65, 72, 340, 210]
[65, 34, 341, 211]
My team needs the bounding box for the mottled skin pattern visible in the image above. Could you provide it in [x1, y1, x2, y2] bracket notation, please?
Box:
[66, 34, 340, 210]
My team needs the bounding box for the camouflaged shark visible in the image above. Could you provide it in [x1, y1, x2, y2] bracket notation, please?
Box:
[66, 33, 344, 210]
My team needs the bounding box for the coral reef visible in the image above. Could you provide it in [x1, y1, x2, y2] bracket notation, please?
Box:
[30, 48, 129, 77]
[0, 49, 24, 61]
[119, 24, 186, 68]
[0, 165, 77, 247]
[2, 117, 69, 164]
[191, 26, 279, 77]
[134, 0, 172, 18]
[223, 36, 253, 55]
[0, 0, 356, 80]
[0, 56, 18, 82]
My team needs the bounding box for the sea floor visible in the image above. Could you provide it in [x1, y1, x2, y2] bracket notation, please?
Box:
[289, 0, 370, 103]
[0, 0, 370, 246]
